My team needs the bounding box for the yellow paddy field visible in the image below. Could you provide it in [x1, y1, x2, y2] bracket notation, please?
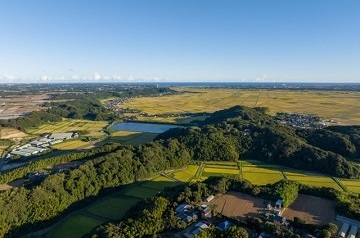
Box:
[121, 89, 360, 125]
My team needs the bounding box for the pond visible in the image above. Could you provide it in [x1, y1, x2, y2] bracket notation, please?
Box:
[110, 122, 178, 134]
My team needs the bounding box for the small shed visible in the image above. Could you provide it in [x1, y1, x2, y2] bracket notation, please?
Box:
[206, 195, 214, 203]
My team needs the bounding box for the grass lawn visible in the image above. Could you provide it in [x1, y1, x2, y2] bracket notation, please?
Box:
[87, 196, 141, 220]
[339, 179, 360, 193]
[172, 165, 199, 182]
[242, 166, 284, 185]
[46, 214, 103, 238]
[285, 170, 342, 191]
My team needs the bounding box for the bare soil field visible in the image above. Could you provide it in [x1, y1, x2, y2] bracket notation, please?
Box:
[0, 94, 49, 119]
[282, 194, 335, 224]
[209, 192, 267, 219]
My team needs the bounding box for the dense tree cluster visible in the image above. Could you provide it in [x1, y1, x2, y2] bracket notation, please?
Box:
[0, 140, 191, 237]
[158, 106, 360, 178]
[0, 144, 120, 184]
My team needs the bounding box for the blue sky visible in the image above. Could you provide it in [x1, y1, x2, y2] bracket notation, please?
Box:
[0, 0, 359, 83]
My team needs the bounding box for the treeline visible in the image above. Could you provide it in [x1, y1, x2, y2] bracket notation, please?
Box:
[0, 139, 191, 237]
[157, 106, 360, 178]
[0, 110, 62, 130]
[49, 86, 176, 100]
[0, 144, 120, 184]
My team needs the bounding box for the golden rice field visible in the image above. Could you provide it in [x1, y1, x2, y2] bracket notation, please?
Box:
[285, 170, 342, 191]
[52, 139, 93, 150]
[0, 127, 27, 139]
[241, 166, 284, 185]
[121, 88, 360, 125]
[172, 165, 199, 182]
[26, 119, 108, 136]
[339, 179, 360, 193]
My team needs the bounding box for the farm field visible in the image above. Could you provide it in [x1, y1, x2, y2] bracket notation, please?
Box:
[0, 145, 8, 155]
[121, 88, 360, 125]
[171, 165, 200, 182]
[100, 130, 158, 146]
[284, 170, 342, 191]
[209, 192, 267, 219]
[45, 175, 179, 238]
[52, 139, 93, 150]
[46, 214, 103, 238]
[200, 163, 240, 180]
[283, 194, 336, 224]
[26, 119, 108, 137]
[339, 179, 360, 193]
[0, 127, 27, 139]
[241, 165, 284, 185]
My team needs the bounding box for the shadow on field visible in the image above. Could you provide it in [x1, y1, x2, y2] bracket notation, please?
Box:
[10, 180, 182, 238]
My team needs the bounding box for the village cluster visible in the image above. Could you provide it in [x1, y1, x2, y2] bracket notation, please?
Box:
[276, 113, 328, 129]
[173, 195, 360, 238]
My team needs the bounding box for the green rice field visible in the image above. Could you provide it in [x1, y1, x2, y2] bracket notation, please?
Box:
[285, 170, 342, 191]
[46, 214, 103, 238]
[241, 165, 284, 185]
[339, 179, 360, 193]
[172, 165, 200, 182]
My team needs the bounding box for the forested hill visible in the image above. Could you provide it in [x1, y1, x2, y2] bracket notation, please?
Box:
[157, 106, 360, 178]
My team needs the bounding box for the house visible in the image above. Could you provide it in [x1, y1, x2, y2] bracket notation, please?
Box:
[206, 195, 214, 202]
[274, 199, 282, 215]
[338, 223, 350, 238]
[195, 222, 210, 229]
[175, 204, 191, 214]
[217, 220, 233, 231]
[347, 225, 358, 238]
[201, 207, 212, 219]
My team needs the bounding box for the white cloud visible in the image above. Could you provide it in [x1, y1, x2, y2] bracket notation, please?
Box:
[1, 74, 17, 82]
[94, 72, 102, 80]
[72, 74, 80, 80]
[41, 75, 49, 81]
[255, 74, 267, 82]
